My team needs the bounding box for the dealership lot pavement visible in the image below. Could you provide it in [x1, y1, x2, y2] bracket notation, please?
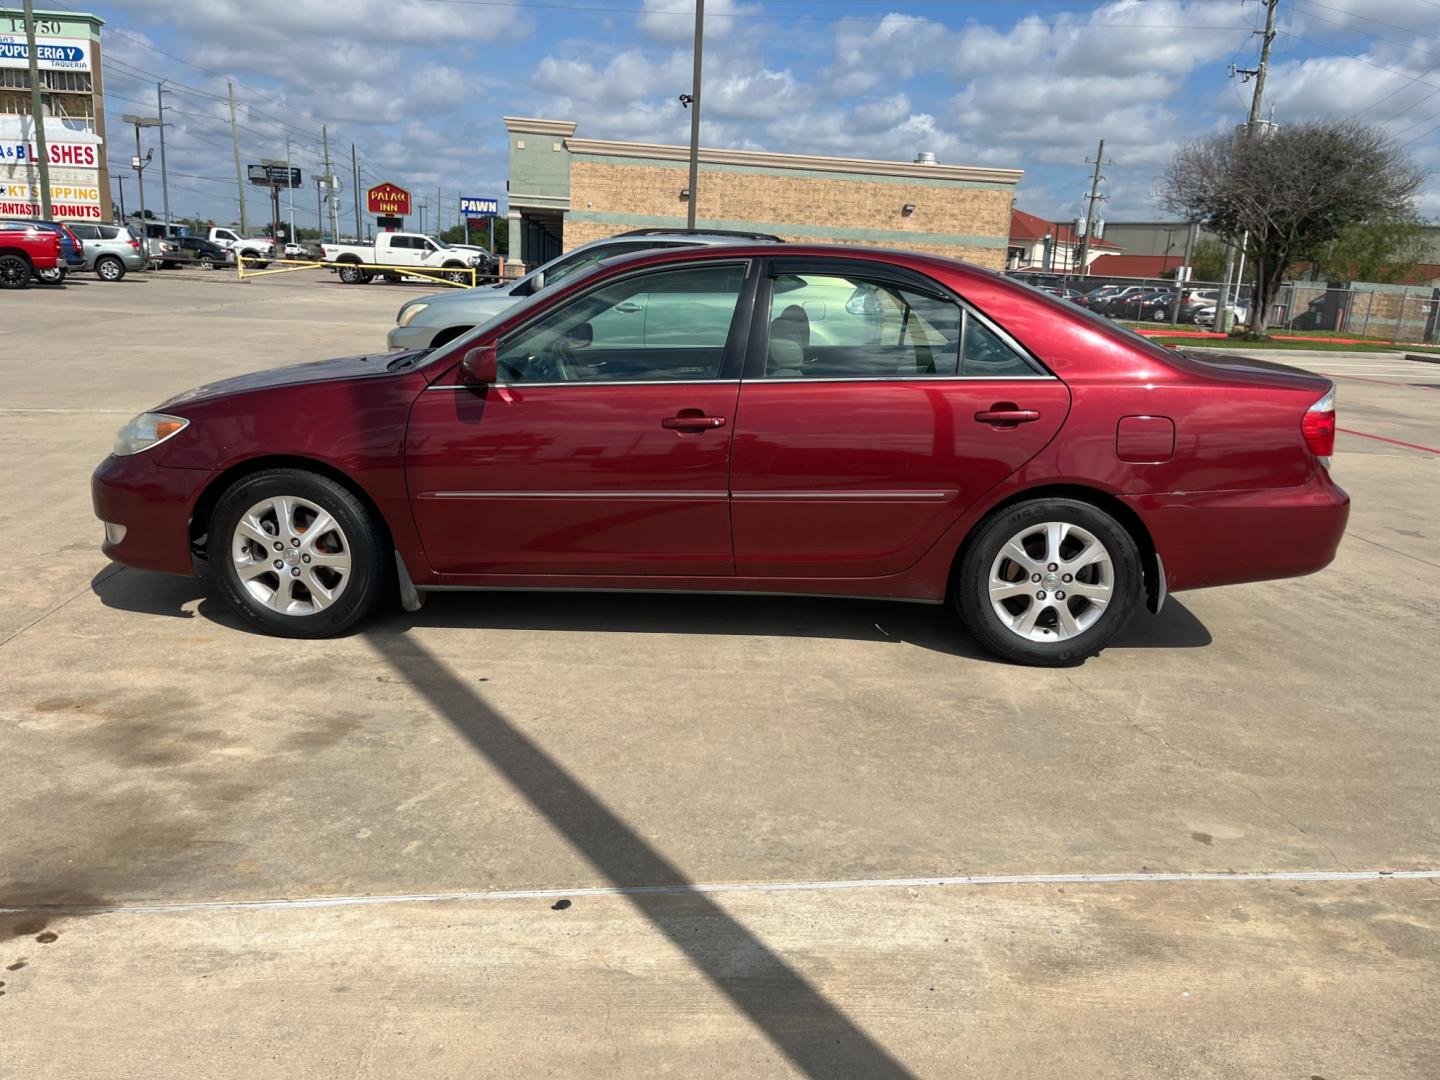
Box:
[2, 273, 1438, 1077]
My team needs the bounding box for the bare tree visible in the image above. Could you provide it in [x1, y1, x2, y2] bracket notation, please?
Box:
[1160, 120, 1423, 335]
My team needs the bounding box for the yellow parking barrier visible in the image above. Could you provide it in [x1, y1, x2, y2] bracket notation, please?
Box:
[235, 255, 483, 288]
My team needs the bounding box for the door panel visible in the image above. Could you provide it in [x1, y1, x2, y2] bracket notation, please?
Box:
[730, 380, 1071, 576]
[407, 383, 740, 575]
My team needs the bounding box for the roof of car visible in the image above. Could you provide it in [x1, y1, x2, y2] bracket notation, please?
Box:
[615, 227, 784, 242]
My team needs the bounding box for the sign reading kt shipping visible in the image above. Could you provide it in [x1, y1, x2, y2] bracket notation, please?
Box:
[366, 181, 411, 216]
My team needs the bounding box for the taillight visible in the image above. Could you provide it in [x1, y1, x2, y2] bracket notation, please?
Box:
[1302, 387, 1336, 466]
[129, 238, 141, 250]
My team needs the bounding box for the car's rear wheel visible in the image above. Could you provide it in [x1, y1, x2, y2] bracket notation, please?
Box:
[95, 255, 126, 281]
[209, 469, 390, 638]
[1151, 306, 1168, 322]
[36, 266, 64, 285]
[337, 262, 367, 284]
[956, 498, 1142, 666]
[0, 253, 30, 289]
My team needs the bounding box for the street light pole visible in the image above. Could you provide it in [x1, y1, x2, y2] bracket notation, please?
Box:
[156, 80, 171, 235]
[134, 126, 147, 239]
[684, 0, 704, 229]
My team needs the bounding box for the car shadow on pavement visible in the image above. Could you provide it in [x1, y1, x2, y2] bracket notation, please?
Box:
[364, 628, 917, 1079]
[90, 567, 1213, 658]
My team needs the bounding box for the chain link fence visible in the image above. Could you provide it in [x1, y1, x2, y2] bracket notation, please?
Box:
[1011, 270, 1440, 343]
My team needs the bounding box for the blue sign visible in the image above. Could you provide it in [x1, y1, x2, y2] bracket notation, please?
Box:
[459, 195, 498, 217]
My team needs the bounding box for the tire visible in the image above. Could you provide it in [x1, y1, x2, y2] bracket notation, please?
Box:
[209, 468, 391, 639]
[95, 255, 126, 282]
[338, 262, 367, 285]
[37, 266, 65, 285]
[955, 497, 1142, 666]
[199, 257, 215, 270]
[441, 262, 468, 285]
[1151, 307, 1168, 322]
[0, 253, 31, 289]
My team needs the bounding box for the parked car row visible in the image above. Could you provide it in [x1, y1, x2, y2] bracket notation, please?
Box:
[0, 219, 149, 287]
[1008, 274, 1250, 327]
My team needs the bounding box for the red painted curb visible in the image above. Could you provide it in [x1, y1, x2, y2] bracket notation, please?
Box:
[1338, 428, 1440, 455]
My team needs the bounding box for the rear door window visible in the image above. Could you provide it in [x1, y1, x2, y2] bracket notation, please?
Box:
[762, 271, 962, 378]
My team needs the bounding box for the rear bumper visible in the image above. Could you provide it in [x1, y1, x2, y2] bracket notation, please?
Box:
[1125, 472, 1350, 593]
[92, 453, 212, 576]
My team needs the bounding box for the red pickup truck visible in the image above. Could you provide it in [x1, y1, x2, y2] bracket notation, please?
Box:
[0, 224, 62, 290]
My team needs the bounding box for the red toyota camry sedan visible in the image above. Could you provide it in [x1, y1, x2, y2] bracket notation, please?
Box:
[92, 245, 1348, 665]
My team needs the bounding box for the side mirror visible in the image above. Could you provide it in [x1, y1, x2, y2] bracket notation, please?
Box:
[528, 270, 545, 294]
[461, 345, 498, 385]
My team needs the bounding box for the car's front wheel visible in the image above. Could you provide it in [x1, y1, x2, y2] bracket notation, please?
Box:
[956, 498, 1142, 666]
[209, 469, 390, 638]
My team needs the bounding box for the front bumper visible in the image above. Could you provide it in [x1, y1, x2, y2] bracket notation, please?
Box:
[92, 452, 213, 576]
[387, 321, 439, 351]
[1125, 470, 1351, 594]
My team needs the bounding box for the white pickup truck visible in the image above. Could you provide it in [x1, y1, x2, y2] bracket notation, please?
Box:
[320, 232, 481, 285]
[207, 227, 272, 268]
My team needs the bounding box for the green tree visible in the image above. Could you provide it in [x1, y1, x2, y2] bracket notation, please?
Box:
[1189, 238, 1227, 282]
[1310, 215, 1432, 284]
[1160, 120, 1423, 335]
[440, 216, 508, 254]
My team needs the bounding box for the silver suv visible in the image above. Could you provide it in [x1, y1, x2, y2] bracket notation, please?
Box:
[386, 228, 782, 351]
[68, 223, 148, 281]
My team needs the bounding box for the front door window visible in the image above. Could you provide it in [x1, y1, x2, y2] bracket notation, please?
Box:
[497, 263, 747, 383]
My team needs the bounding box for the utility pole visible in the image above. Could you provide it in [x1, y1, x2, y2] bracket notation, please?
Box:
[321, 126, 338, 243]
[683, 0, 704, 229]
[156, 80, 171, 235]
[437, 184, 442, 237]
[115, 175, 125, 222]
[1170, 219, 1200, 324]
[227, 79, 247, 233]
[351, 143, 361, 239]
[1077, 139, 1106, 275]
[1214, 0, 1279, 332]
[22, 0, 51, 220]
[285, 135, 296, 245]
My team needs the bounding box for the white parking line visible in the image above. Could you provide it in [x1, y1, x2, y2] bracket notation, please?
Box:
[5, 869, 1437, 916]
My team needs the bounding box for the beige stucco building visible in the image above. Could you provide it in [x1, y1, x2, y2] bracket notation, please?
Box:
[504, 117, 1021, 273]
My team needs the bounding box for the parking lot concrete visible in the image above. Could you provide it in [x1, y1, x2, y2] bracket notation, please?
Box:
[3, 272, 1438, 1077]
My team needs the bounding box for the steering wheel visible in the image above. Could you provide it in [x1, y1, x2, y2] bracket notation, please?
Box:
[544, 337, 576, 381]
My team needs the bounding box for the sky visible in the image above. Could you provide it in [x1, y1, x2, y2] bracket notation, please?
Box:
[67, 0, 1440, 232]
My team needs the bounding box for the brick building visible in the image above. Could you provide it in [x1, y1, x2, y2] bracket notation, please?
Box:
[503, 116, 1021, 273]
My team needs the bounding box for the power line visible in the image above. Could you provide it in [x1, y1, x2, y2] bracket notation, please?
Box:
[408, 0, 1254, 28]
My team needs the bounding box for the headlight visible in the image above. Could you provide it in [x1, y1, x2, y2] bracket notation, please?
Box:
[113, 413, 189, 456]
[397, 302, 429, 328]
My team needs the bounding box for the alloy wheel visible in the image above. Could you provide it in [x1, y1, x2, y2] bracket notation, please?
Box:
[987, 521, 1114, 642]
[97, 257, 123, 281]
[230, 495, 352, 616]
[0, 255, 27, 288]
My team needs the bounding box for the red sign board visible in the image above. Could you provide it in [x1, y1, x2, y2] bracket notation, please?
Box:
[366, 181, 411, 216]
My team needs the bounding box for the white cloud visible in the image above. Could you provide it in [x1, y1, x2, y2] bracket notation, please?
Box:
[636, 0, 762, 44]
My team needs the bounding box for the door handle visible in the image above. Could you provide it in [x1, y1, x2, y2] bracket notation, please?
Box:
[662, 413, 727, 431]
[615, 301, 644, 313]
[974, 407, 1041, 426]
